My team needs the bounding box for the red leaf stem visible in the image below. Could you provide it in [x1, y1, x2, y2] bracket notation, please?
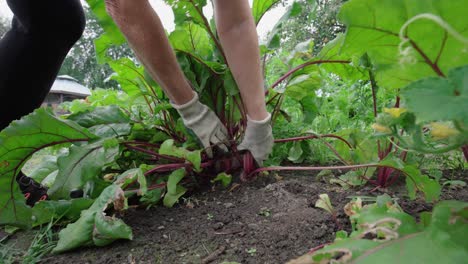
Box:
[270, 60, 350, 89]
[462, 145, 468, 162]
[409, 39, 445, 77]
[275, 134, 353, 149]
[123, 143, 185, 163]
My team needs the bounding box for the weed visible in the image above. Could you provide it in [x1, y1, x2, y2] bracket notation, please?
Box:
[0, 243, 20, 264]
[246, 248, 257, 256]
[315, 194, 342, 229]
[0, 221, 57, 264]
[258, 207, 271, 217]
[22, 222, 57, 264]
[206, 213, 214, 221]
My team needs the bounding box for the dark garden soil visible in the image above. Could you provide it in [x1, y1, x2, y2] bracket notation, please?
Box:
[4, 169, 468, 264]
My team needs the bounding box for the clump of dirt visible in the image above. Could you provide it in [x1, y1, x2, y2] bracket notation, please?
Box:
[5, 169, 468, 264]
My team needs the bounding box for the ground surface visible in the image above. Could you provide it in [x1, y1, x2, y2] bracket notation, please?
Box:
[3, 169, 467, 264]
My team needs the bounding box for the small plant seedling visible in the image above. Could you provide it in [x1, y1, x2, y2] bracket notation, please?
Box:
[206, 213, 214, 221]
[315, 194, 342, 229]
[211, 173, 232, 188]
[315, 194, 334, 215]
[443, 180, 467, 189]
[258, 207, 271, 217]
[246, 248, 257, 256]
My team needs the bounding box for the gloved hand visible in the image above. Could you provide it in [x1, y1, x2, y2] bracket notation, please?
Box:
[171, 92, 229, 157]
[238, 113, 274, 166]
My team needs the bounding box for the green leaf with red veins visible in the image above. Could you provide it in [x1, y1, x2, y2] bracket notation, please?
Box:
[0, 108, 94, 228]
[164, 0, 208, 32]
[170, 22, 214, 60]
[169, 22, 226, 76]
[338, 0, 468, 89]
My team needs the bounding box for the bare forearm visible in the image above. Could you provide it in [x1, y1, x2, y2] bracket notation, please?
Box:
[214, 0, 268, 120]
[105, 0, 193, 104]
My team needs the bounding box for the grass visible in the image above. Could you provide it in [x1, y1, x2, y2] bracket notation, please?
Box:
[0, 244, 21, 264]
[0, 221, 57, 264]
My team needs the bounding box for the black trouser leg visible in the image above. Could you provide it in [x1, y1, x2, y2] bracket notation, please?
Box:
[0, 0, 85, 204]
[0, 0, 85, 130]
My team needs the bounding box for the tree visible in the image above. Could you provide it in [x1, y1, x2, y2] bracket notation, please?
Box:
[277, 0, 347, 53]
[0, 8, 133, 89]
[59, 7, 134, 89]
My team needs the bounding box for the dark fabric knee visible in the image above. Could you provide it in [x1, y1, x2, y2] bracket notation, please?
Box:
[0, 0, 86, 131]
[7, 0, 85, 45]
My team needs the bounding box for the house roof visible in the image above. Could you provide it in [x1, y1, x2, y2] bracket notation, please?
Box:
[50, 75, 91, 97]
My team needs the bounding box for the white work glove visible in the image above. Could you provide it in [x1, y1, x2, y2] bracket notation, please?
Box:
[238, 113, 274, 166]
[171, 92, 229, 157]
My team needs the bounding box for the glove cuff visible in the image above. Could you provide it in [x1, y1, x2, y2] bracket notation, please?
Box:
[246, 113, 271, 125]
[171, 91, 212, 128]
[170, 91, 199, 111]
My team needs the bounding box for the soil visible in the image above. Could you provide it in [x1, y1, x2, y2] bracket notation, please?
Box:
[3, 169, 468, 264]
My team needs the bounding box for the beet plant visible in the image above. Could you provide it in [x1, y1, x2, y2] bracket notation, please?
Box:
[0, 0, 467, 254]
[264, 0, 468, 192]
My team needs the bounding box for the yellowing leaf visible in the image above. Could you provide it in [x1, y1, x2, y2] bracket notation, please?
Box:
[384, 108, 407, 118]
[372, 123, 391, 133]
[315, 194, 334, 214]
[344, 198, 363, 217]
[430, 123, 460, 140]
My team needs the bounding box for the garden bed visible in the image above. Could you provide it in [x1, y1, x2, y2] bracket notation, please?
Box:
[4, 169, 464, 264]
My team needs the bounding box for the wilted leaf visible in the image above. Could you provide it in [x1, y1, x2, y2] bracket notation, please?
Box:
[114, 168, 147, 196]
[53, 185, 132, 253]
[292, 201, 467, 263]
[315, 194, 334, 214]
